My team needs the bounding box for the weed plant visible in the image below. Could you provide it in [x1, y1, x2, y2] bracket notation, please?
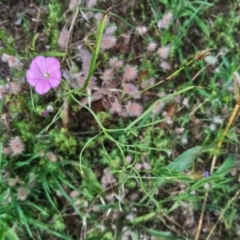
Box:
[0, 0, 240, 240]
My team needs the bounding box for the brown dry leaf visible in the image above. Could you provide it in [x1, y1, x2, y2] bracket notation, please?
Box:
[167, 103, 177, 118]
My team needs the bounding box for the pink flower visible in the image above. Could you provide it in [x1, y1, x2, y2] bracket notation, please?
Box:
[26, 56, 61, 95]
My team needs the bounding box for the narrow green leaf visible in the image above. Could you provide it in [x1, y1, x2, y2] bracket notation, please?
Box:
[100, 232, 114, 240]
[31, 33, 39, 51]
[143, 227, 185, 240]
[194, 16, 210, 37]
[83, 9, 109, 89]
[167, 146, 205, 172]
[132, 212, 156, 224]
[214, 154, 236, 176]
[81, 165, 104, 194]
[86, 232, 113, 240]
[27, 218, 72, 240]
[16, 204, 33, 238]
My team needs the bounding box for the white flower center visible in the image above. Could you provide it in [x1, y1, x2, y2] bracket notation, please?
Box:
[43, 72, 50, 79]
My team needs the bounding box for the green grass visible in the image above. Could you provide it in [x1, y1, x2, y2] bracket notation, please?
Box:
[0, 0, 240, 239]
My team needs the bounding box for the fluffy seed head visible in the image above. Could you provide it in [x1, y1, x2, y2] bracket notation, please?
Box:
[105, 193, 115, 202]
[70, 190, 80, 198]
[101, 169, 116, 189]
[182, 98, 189, 107]
[46, 151, 58, 162]
[2, 53, 22, 69]
[129, 193, 139, 201]
[125, 101, 143, 117]
[152, 101, 165, 116]
[122, 83, 141, 99]
[47, 105, 54, 112]
[204, 55, 218, 65]
[209, 123, 217, 131]
[125, 155, 133, 164]
[157, 46, 171, 59]
[134, 163, 143, 170]
[175, 128, 185, 134]
[212, 115, 223, 124]
[160, 61, 171, 70]
[181, 137, 188, 145]
[1, 53, 9, 62]
[105, 25, 117, 35]
[86, 0, 97, 8]
[141, 77, 156, 89]
[78, 47, 92, 76]
[109, 57, 123, 70]
[102, 68, 114, 81]
[136, 26, 147, 35]
[142, 162, 151, 170]
[17, 187, 29, 201]
[110, 101, 122, 113]
[68, 0, 78, 10]
[118, 110, 128, 117]
[122, 65, 138, 81]
[0, 85, 9, 99]
[101, 34, 117, 50]
[8, 136, 24, 156]
[158, 12, 173, 29]
[58, 27, 69, 49]
[8, 56, 22, 69]
[94, 13, 103, 21]
[147, 42, 157, 52]
[9, 81, 22, 94]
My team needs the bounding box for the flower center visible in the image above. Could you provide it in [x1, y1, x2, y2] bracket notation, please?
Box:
[43, 72, 50, 79]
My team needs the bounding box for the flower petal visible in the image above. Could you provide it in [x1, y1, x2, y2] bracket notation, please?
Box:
[45, 57, 61, 73]
[35, 80, 51, 95]
[29, 56, 46, 73]
[49, 71, 62, 88]
[49, 78, 61, 88]
[26, 69, 44, 86]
